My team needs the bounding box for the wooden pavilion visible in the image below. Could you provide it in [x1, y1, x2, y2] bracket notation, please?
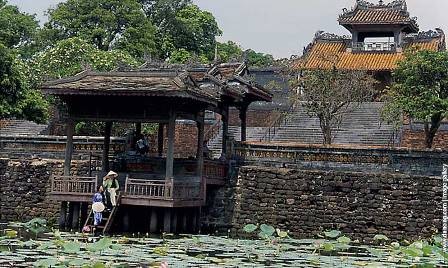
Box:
[42, 62, 272, 233]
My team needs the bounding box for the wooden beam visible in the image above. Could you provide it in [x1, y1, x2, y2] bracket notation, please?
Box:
[165, 111, 176, 181]
[158, 123, 164, 157]
[64, 120, 75, 176]
[102, 122, 113, 172]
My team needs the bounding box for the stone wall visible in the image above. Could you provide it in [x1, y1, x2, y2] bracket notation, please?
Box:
[229, 166, 441, 242]
[0, 158, 89, 224]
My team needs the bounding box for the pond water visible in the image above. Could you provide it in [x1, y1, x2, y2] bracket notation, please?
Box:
[0, 222, 446, 267]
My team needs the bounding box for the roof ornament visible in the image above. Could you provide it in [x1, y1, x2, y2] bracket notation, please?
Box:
[378, 0, 384, 5]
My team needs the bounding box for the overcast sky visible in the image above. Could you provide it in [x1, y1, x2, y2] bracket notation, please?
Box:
[8, 0, 448, 58]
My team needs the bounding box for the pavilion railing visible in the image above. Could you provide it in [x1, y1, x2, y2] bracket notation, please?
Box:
[203, 160, 226, 182]
[124, 178, 170, 199]
[124, 177, 202, 200]
[351, 42, 398, 52]
[50, 176, 98, 195]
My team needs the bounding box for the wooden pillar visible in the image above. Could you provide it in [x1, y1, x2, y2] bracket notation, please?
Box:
[64, 119, 75, 176]
[59, 201, 68, 230]
[135, 123, 142, 136]
[122, 210, 130, 232]
[221, 106, 229, 156]
[191, 208, 197, 233]
[102, 122, 113, 172]
[239, 105, 248, 142]
[197, 115, 205, 177]
[80, 203, 88, 228]
[166, 111, 176, 181]
[67, 202, 74, 231]
[150, 208, 158, 233]
[158, 123, 164, 157]
[172, 209, 178, 234]
[182, 212, 188, 233]
[71, 202, 80, 230]
[163, 209, 171, 233]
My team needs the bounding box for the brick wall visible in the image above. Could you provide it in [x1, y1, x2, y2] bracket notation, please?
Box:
[229, 166, 441, 242]
[229, 108, 280, 127]
[400, 129, 448, 149]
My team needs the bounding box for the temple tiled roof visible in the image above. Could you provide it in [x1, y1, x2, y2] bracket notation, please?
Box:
[339, 0, 418, 32]
[293, 30, 445, 71]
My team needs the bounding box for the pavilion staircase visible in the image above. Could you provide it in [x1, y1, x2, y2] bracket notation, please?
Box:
[265, 102, 395, 146]
[0, 120, 48, 136]
[83, 195, 121, 234]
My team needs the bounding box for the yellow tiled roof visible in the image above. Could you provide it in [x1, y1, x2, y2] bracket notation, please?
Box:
[340, 9, 411, 25]
[293, 37, 444, 71]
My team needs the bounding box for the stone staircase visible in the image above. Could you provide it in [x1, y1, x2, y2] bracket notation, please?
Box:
[270, 102, 395, 146]
[0, 120, 48, 136]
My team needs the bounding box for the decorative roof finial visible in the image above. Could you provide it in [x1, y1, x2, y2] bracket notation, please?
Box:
[379, 0, 384, 5]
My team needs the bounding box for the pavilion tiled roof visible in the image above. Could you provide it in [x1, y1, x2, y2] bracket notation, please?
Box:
[42, 70, 219, 106]
[339, 0, 418, 32]
[293, 30, 446, 71]
[42, 62, 272, 107]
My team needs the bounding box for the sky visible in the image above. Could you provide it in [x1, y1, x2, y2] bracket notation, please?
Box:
[8, 0, 448, 58]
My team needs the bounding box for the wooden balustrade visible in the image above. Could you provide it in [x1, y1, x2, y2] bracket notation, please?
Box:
[203, 160, 226, 185]
[51, 176, 97, 195]
[124, 177, 172, 199]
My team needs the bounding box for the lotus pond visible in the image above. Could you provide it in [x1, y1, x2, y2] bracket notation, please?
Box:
[0, 219, 447, 267]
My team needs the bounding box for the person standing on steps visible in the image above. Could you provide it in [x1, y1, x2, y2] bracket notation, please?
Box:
[103, 170, 119, 209]
[92, 185, 105, 235]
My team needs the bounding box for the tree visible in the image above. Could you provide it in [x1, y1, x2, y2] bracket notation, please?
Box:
[216, 41, 243, 62]
[0, 42, 48, 123]
[382, 50, 448, 148]
[43, 0, 156, 58]
[31, 37, 139, 81]
[0, 0, 40, 57]
[300, 66, 377, 145]
[245, 49, 274, 67]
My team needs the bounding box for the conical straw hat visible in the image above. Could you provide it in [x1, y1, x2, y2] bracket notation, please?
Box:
[92, 202, 105, 213]
[104, 170, 118, 179]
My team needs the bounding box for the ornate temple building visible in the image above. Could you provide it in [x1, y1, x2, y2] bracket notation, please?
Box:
[294, 0, 445, 74]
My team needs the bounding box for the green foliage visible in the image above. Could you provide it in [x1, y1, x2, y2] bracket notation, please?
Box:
[323, 230, 341, 239]
[0, 1, 39, 57]
[245, 49, 274, 67]
[62, 241, 81, 254]
[373, 234, 389, 242]
[23, 218, 47, 237]
[382, 50, 448, 148]
[243, 224, 258, 233]
[216, 41, 243, 62]
[0, 43, 22, 118]
[43, 0, 157, 58]
[157, 3, 221, 59]
[32, 37, 139, 81]
[86, 237, 113, 252]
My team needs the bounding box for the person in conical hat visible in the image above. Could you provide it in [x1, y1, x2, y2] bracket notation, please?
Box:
[92, 185, 105, 230]
[103, 170, 119, 208]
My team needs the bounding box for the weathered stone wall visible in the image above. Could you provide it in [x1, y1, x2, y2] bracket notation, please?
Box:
[229, 166, 441, 242]
[0, 158, 89, 223]
[401, 129, 448, 149]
